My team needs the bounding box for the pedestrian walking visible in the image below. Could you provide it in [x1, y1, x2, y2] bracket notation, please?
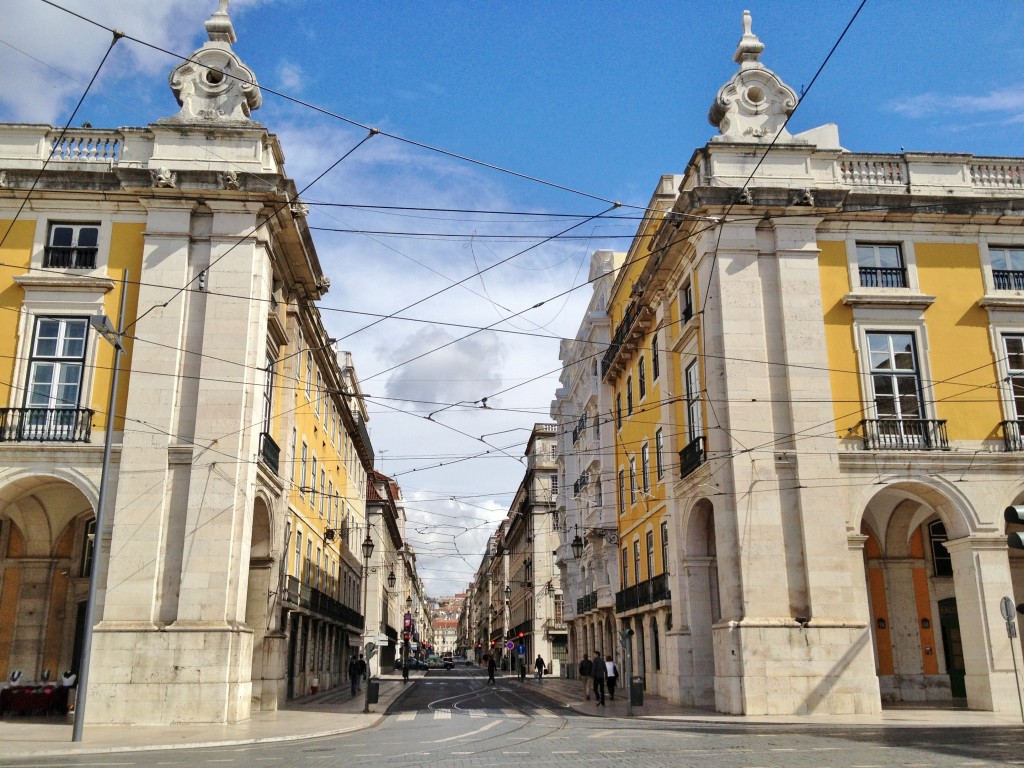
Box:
[578, 655, 593, 700]
[534, 654, 545, 681]
[605, 655, 619, 700]
[357, 653, 367, 692]
[591, 650, 607, 705]
[518, 656, 527, 681]
[486, 653, 496, 685]
[348, 655, 360, 697]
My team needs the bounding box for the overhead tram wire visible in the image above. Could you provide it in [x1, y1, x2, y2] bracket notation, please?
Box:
[39, 0, 624, 211]
[0, 29, 123, 250]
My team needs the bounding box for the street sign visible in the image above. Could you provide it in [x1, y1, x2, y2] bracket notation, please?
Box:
[1002, 595, 1015, 622]
[505, 641, 515, 650]
[517, 644, 525, 655]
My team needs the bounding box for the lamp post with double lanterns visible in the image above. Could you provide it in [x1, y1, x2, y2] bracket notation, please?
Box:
[360, 531, 374, 714]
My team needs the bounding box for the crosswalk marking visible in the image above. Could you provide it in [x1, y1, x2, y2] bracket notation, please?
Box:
[392, 707, 557, 722]
[396, 712, 415, 722]
[501, 708, 524, 718]
[468, 709, 486, 717]
[534, 708, 557, 718]
[433, 709, 452, 720]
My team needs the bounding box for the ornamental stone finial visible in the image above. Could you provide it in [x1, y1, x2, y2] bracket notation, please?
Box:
[161, 0, 261, 124]
[734, 10, 765, 68]
[708, 10, 798, 143]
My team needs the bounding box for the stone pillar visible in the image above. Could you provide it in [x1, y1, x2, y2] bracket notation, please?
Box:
[947, 535, 1023, 712]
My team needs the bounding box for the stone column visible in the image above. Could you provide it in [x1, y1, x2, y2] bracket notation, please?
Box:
[947, 535, 1023, 712]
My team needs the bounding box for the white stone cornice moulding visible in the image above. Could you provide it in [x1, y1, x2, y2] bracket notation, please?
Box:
[842, 291, 936, 310]
[14, 273, 116, 294]
[715, 617, 868, 629]
[979, 294, 1024, 310]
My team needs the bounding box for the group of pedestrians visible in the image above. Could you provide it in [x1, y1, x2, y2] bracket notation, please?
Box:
[577, 651, 618, 705]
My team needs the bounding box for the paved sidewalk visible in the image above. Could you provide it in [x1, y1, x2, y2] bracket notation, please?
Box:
[1, 669, 1021, 758]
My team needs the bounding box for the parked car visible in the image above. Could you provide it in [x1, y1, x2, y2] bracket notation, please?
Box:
[394, 657, 428, 671]
[452, 656, 470, 666]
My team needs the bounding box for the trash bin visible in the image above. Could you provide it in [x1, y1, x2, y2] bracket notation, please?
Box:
[629, 676, 643, 706]
[366, 679, 379, 704]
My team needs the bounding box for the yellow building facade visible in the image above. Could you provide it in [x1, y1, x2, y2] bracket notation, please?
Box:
[597, 12, 1024, 715]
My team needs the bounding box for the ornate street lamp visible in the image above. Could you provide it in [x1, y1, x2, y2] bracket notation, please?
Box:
[387, 570, 396, 589]
[571, 533, 584, 559]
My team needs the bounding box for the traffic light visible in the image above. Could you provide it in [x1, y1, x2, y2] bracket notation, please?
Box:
[618, 627, 634, 648]
[1005, 506, 1024, 549]
[517, 631, 524, 639]
[476, 643, 482, 649]
[403, 632, 410, 641]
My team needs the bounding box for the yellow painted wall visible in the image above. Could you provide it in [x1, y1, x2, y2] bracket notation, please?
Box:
[0, 221, 34, 408]
[818, 240, 860, 435]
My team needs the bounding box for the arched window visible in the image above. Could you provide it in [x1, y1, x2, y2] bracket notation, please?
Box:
[650, 616, 661, 671]
[928, 520, 952, 577]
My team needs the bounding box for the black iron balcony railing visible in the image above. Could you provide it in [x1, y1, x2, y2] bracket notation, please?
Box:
[994, 269, 1024, 291]
[679, 434, 706, 479]
[43, 245, 97, 270]
[859, 266, 907, 288]
[601, 300, 642, 378]
[858, 418, 949, 451]
[615, 574, 671, 613]
[259, 432, 280, 474]
[1003, 420, 1024, 451]
[286, 575, 364, 629]
[0, 407, 93, 443]
[576, 590, 598, 615]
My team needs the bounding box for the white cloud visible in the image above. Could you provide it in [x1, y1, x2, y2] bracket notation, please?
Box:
[893, 86, 1024, 119]
[277, 62, 304, 92]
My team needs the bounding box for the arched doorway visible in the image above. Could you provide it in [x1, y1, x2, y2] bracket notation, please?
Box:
[245, 497, 282, 711]
[0, 475, 95, 683]
[681, 497, 718, 706]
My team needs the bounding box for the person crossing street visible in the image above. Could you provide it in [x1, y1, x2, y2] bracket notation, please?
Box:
[578, 655, 593, 700]
[534, 654, 545, 681]
[591, 650, 607, 705]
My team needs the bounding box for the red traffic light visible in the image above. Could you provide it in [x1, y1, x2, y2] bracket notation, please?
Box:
[403, 632, 410, 640]
[517, 631, 524, 639]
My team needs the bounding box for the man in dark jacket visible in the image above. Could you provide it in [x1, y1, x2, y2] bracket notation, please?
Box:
[591, 650, 607, 705]
[578, 655, 593, 700]
[348, 655, 360, 697]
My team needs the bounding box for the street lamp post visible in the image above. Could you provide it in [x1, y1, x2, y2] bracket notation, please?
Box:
[360, 528, 376, 716]
[73, 279, 128, 743]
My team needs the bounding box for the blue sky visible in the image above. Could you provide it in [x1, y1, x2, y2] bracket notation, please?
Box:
[2, 1, 1022, 595]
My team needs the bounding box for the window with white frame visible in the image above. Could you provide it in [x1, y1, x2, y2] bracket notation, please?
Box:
[652, 333, 660, 380]
[856, 243, 906, 288]
[262, 352, 275, 434]
[655, 428, 664, 480]
[621, 547, 629, 587]
[25, 317, 88, 438]
[867, 332, 923, 421]
[45, 223, 99, 269]
[1003, 334, 1024, 421]
[290, 428, 297, 484]
[646, 530, 655, 580]
[618, 470, 625, 515]
[310, 456, 318, 506]
[638, 356, 646, 400]
[681, 280, 694, 323]
[300, 442, 308, 493]
[616, 393, 622, 429]
[633, 539, 641, 585]
[319, 468, 326, 517]
[685, 360, 703, 443]
[660, 521, 669, 574]
[294, 529, 303, 578]
[990, 247, 1024, 291]
[314, 371, 322, 416]
[641, 443, 650, 493]
[305, 352, 313, 398]
[626, 375, 634, 414]
[629, 456, 637, 504]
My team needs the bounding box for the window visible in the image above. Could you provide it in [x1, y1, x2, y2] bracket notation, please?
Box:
[660, 521, 669, 574]
[618, 470, 625, 515]
[655, 428, 664, 480]
[652, 334, 660, 380]
[26, 316, 87, 410]
[305, 540, 312, 583]
[621, 547, 629, 587]
[626, 375, 634, 415]
[638, 356, 646, 400]
[616, 394, 622, 429]
[929, 520, 953, 577]
[294, 530, 303, 579]
[551, 473, 558, 499]
[1005, 335, 1024, 429]
[595, 478, 602, 507]
[45, 223, 98, 269]
[289, 428, 297, 484]
[629, 456, 637, 504]
[262, 353, 275, 434]
[681, 281, 694, 324]
[857, 243, 906, 288]
[300, 442, 308, 493]
[310, 456, 318, 506]
[314, 371, 322, 416]
[641, 443, 650, 493]
[25, 317, 88, 438]
[868, 332, 922, 422]
[327, 480, 334, 526]
[646, 531, 655, 579]
[685, 361, 703, 442]
[593, 410, 600, 440]
[80, 518, 95, 578]
[319, 468, 326, 517]
[633, 539, 641, 585]
[315, 547, 322, 588]
[991, 247, 1024, 290]
[305, 352, 313, 398]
